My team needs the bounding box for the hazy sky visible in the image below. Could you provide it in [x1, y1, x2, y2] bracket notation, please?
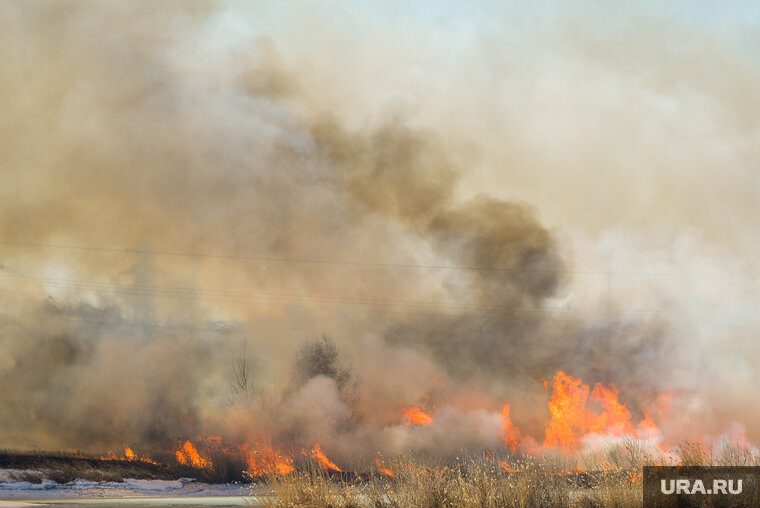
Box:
[224, 0, 760, 246]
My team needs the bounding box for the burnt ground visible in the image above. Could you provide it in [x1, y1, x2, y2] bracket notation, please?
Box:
[0, 450, 176, 483]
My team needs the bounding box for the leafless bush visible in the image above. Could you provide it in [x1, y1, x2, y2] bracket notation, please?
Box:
[230, 342, 258, 403]
[291, 335, 357, 406]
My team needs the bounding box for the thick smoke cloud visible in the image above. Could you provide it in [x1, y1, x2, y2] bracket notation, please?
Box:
[0, 0, 757, 462]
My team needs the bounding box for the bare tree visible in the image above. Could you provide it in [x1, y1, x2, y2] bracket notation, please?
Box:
[229, 342, 255, 401]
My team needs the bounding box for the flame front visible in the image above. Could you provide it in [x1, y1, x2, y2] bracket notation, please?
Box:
[92, 371, 676, 474]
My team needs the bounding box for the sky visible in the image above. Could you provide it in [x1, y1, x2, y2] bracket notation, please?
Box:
[228, 0, 760, 241]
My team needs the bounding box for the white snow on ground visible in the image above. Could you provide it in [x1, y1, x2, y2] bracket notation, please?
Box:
[0, 481, 57, 491]
[0, 471, 56, 492]
[64, 478, 194, 491]
[0, 470, 251, 500]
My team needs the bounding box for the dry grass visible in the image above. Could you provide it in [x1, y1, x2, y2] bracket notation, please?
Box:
[254, 454, 639, 508]
[251, 440, 760, 508]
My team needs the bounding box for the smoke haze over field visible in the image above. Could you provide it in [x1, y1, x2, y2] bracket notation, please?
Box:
[1, 1, 760, 463]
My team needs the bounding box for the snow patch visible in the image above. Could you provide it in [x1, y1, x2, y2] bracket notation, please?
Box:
[65, 478, 188, 491]
[0, 479, 57, 491]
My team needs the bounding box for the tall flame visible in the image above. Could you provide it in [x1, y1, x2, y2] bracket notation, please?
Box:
[544, 371, 636, 451]
[501, 403, 520, 450]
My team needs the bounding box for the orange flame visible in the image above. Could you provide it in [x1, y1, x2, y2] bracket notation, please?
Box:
[95, 447, 159, 466]
[500, 403, 520, 450]
[175, 440, 213, 469]
[244, 442, 294, 476]
[499, 459, 521, 473]
[402, 406, 434, 426]
[310, 443, 342, 472]
[375, 457, 394, 476]
[588, 383, 634, 435]
[401, 392, 434, 427]
[637, 412, 662, 439]
[544, 371, 635, 451]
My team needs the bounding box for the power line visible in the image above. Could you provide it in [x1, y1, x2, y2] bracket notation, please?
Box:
[0, 272, 488, 313]
[34, 313, 760, 356]
[3, 272, 760, 330]
[0, 239, 697, 277]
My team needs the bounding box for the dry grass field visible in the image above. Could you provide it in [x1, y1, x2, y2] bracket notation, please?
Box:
[257, 461, 637, 508]
[253, 441, 760, 508]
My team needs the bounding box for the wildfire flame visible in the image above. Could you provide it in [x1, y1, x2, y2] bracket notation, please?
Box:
[395, 371, 665, 456]
[499, 459, 522, 473]
[175, 440, 213, 469]
[96, 447, 158, 465]
[402, 406, 434, 426]
[401, 392, 434, 427]
[244, 442, 294, 476]
[501, 403, 520, 450]
[375, 457, 394, 477]
[309, 443, 342, 472]
[93, 370, 673, 475]
[544, 371, 636, 451]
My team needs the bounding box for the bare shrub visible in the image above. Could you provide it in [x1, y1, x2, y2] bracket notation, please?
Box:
[292, 335, 357, 406]
[230, 342, 258, 403]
